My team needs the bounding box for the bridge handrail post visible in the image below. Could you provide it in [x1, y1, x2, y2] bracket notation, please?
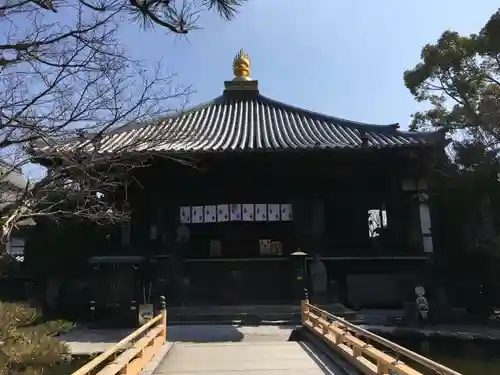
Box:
[300, 288, 309, 325]
[302, 302, 464, 375]
[160, 295, 167, 343]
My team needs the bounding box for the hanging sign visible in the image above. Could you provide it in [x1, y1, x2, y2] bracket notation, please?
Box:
[138, 304, 154, 325]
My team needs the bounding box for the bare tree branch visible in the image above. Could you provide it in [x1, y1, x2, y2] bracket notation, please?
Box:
[0, 0, 245, 242]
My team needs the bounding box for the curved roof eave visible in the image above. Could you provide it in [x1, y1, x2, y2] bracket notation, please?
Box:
[33, 91, 444, 156]
[111, 92, 440, 141]
[257, 94, 399, 132]
[110, 96, 226, 135]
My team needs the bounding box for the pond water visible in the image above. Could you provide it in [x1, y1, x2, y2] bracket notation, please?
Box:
[390, 336, 500, 375]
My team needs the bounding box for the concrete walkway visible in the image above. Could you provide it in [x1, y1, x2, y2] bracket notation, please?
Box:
[60, 325, 298, 355]
[59, 322, 500, 355]
[152, 341, 348, 375]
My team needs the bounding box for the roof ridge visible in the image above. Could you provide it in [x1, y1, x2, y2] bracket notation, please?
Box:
[255, 94, 402, 134]
[108, 96, 226, 135]
[35, 92, 445, 155]
[110, 93, 439, 138]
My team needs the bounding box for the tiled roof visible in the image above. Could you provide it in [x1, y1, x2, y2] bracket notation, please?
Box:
[0, 161, 35, 224]
[42, 93, 443, 154]
[0, 161, 28, 190]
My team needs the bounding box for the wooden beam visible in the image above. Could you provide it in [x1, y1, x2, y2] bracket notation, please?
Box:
[301, 299, 462, 375]
[71, 296, 167, 375]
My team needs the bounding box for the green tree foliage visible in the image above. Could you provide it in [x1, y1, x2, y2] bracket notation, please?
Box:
[404, 10, 500, 139]
[404, 10, 500, 180]
[404, 9, 500, 312]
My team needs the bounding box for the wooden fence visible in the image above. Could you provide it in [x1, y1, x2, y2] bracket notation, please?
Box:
[301, 297, 463, 375]
[71, 296, 167, 375]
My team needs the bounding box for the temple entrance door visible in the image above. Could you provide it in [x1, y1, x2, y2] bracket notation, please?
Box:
[182, 258, 292, 306]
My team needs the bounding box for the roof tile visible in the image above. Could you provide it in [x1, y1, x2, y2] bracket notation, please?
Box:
[43, 94, 442, 154]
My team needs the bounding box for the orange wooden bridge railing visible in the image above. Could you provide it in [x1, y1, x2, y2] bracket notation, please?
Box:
[73, 293, 465, 375]
[301, 296, 464, 375]
[71, 296, 167, 375]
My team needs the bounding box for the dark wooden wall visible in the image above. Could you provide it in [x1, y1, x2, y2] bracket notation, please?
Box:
[25, 147, 437, 309]
[119, 148, 433, 258]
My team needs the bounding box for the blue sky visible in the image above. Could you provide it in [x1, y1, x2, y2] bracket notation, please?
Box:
[22, 0, 500, 178]
[119, 0, 499, 127]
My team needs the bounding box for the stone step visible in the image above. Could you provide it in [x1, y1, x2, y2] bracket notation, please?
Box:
[166, 303, 355, 324]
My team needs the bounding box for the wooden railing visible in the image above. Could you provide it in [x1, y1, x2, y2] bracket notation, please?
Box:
[301, 297, 463, 375]
[71, 296, 167, 375]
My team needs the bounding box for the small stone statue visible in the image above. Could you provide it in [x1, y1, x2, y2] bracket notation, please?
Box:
[176, 224, 190, 243]
[310, 254, 328, 304]
[415, 286, 429, 322]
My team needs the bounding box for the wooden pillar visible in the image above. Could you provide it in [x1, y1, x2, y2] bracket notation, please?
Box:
[121, 201, 131, 246]
[159, 295, 167, 343]
[418, 192, 433, 253]
[310, 200, 325, 254]
[402, 179, 433, 253]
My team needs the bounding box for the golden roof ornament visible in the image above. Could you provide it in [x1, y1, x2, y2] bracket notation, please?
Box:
[232, 49, 251, 81]
[224, 49, 258, 93]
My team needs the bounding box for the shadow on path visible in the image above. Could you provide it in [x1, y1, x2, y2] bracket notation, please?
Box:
[166, 325, 244, 342]
[297, 329, 361, 375]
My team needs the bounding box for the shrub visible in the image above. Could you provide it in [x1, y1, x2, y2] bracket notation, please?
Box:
[0, 301, 73, 375]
